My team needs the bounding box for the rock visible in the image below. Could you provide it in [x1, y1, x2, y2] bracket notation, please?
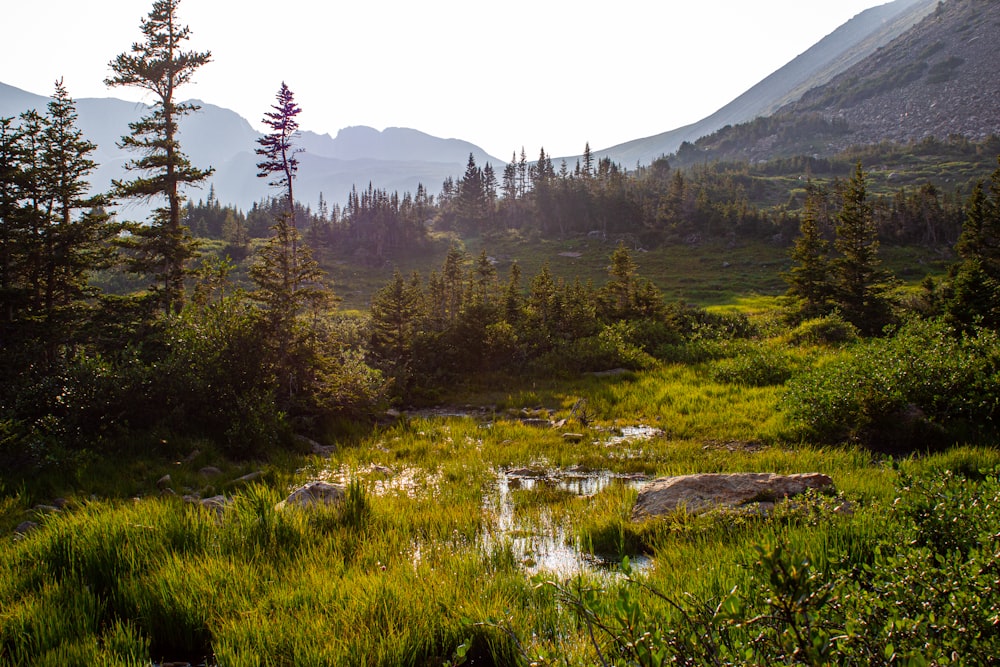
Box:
[156, 474, 172, 490]
[520, 418, 551, 428]
[506, 467, 547, 478]
[295, 434, 337, 457]
[562, 433, 585, 442]
[181, 449, 201, 463]
[51, 498, 68, 509]
[234, 471, 264, 484]
[32, 504, 61, 515]
[588, 368, 631, 377]
[14, 521, 39, 535]
[199, 495, 229, 514]
[632, 473, 834, 520]
[276, 481, 346, 511]
[199, 466, 222, 477]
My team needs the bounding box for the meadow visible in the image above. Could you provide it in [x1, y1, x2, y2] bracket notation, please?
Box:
[3, 307, 1000, 666]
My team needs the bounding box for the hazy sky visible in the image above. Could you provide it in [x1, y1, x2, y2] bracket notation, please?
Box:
[5, 0, 889, 159]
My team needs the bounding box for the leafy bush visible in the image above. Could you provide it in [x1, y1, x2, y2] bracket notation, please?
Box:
[533, 322, 657, 374]
[783, 318, 1000, 446]
[786, 312, 860, 347]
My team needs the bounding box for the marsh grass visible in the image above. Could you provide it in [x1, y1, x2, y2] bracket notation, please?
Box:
[4, 330, 1000, 664]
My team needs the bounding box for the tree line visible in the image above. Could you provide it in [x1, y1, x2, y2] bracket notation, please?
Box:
[3, 0, 1000, 472]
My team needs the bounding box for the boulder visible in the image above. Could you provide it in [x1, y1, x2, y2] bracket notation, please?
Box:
[199, 495, 230, 514]
[234, 471, 264, 484]
[295, 434, 337, 457]
[14, 521, 39, 536]
[199, 466, 222, 477]
[632, 472, 834, 520]
[276, 481, 346, 511]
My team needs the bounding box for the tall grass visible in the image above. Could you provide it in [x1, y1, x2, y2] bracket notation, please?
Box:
[3, 329, 1000, 664]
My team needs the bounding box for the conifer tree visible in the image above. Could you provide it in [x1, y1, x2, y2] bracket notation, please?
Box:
[946, 159, 1000, 328]
[784, 183, 832, 319]
[0, 117, 25, 327]
[831, 163, 892, 333]
[582, 142, 594, 177]
[250, 84, 331, 320]
[106, 0, 212, 314]
[35, 81, 119, 359]
[369, 268, 421, 368]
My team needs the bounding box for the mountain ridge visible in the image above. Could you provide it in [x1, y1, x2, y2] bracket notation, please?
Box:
[0, 81, 502, 213]
[665, 0, 1000, 165]
[593, 0, 938, 166]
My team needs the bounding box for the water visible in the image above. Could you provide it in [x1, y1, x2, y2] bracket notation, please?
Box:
[482, 468, 652, 579]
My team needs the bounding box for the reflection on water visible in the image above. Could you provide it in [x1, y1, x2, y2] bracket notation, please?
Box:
[481, 468, 652, 579]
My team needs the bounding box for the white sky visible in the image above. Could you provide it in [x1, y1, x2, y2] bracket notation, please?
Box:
[4, 0, 889, 159]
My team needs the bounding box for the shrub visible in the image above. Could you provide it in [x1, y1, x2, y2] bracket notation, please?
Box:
[783, 318, 1000, 446]
[786, 312, 859, 346]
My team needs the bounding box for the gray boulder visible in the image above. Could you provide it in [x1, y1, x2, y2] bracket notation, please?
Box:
[276, 481, 346, 511]
[632, 472, 834, 520]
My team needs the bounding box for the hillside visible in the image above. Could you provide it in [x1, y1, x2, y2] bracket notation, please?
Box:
[674, 0, 1000, 165]
[594, 0, 938, 166]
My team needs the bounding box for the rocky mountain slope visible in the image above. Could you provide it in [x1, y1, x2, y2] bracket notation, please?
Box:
[673, 0, 1000, 164]
[595, 0, 939, 165]
[789, 0, 1000, 148]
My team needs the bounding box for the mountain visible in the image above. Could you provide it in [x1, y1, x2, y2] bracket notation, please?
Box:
[0, 82, 502, 214]
[595, 0, 939, 166]
[666, 0, 1000, 165]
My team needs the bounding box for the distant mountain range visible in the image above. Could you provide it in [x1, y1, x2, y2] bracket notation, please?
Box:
[3, 0, 987, 215]
[0, 82, 501, 214]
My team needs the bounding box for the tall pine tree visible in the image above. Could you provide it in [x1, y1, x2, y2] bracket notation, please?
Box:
[832, 163, 892, 333]
[106, 0, 212, 314]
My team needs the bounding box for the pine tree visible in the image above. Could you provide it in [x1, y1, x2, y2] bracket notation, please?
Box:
[831, 163, 892, 333]
[106, 0, 212, 314]
[251, 82, 330, 323]
[35, 81, 119, 359]
[582, 142, 594, 178]
[601, 241, 638, 318]
[784, 182, 832, 319]
[946, 159, 1000, 328]
[369, 268, 422, 367]
[256, 82, 302, 225]
[0, 117, 26, 327]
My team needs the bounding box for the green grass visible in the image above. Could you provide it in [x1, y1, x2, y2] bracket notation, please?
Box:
[4, 325, 1000, 664]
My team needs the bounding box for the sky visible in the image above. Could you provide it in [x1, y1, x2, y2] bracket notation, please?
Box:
[4, 0, 891, 160]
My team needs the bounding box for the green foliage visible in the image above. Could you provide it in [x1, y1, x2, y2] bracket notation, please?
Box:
[784, 317, 1000, 445]
[709, 341, 799, 387]
[785, 312, 859, 347]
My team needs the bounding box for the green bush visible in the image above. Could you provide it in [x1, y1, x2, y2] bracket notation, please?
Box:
[786, 312, 860, 346]
[783, 318, 1000, 446]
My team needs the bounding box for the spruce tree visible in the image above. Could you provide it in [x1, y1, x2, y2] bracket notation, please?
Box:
[784, 183, 832, 319]
[946, 159, 1000, 328]
[832, 163, 891, 333]
[250, 82, 329, 323]
[36, 81, 119, 360]
[106, 0, 212, 314]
